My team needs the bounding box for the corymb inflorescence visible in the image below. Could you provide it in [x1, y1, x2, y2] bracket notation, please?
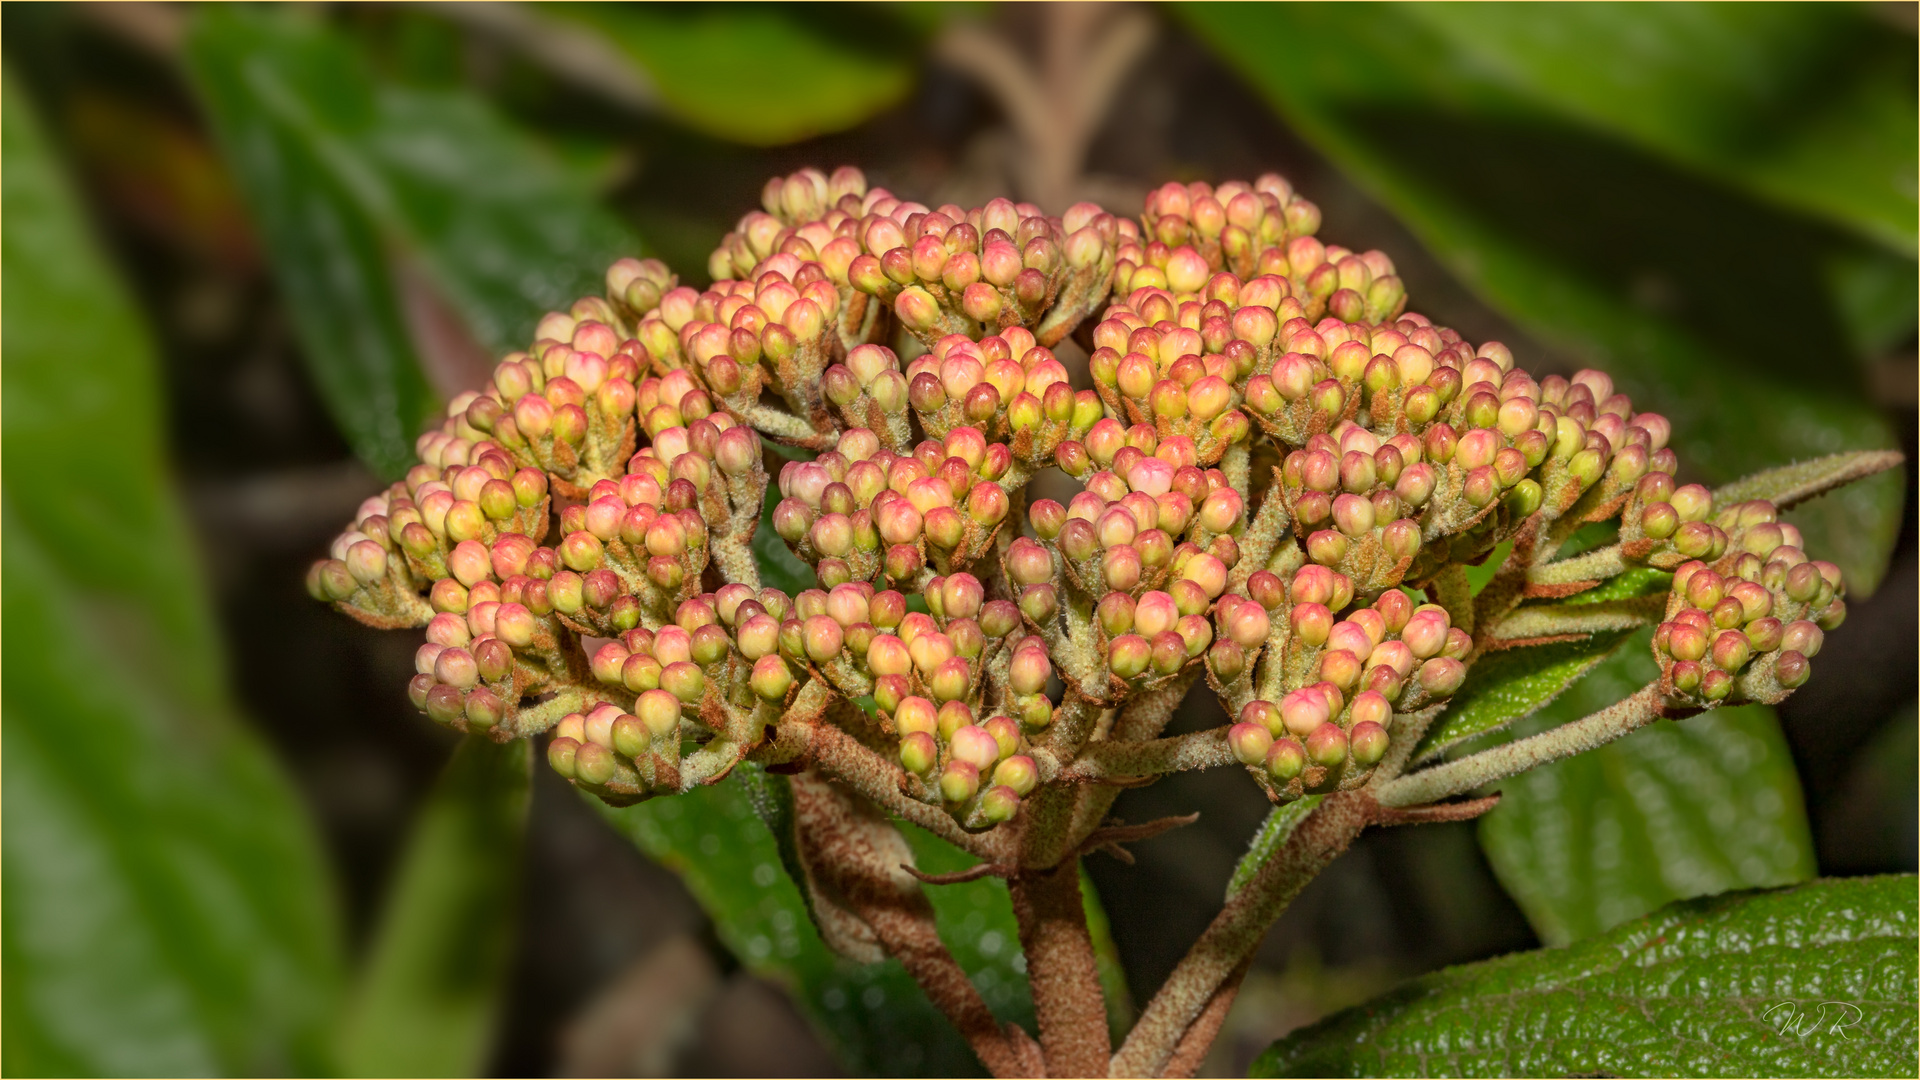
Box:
[310, 164, 1853, 826]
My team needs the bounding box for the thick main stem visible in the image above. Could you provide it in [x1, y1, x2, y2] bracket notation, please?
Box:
[868, 904, 1040, 1078]
[1010, 858, 1111, 1078]
[1109, 790, 1375, 1078]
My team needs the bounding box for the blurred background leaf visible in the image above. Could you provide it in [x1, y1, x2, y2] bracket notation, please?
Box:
[1181, 1, 1910, 595]
[338, 736, 532, 1077]
[1, 70, 344, 1075]
[1397, 4, 1918, 253]
[1475, 628, 1816, 946]
[184, 5, 642, 478]
[183, 7, 436, 480]
[540, 3, 924, 146]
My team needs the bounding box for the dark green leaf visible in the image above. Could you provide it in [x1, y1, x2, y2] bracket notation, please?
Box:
[337, 736, 532, 1077]
[359, 89, 639, 356]
[184, 7, 436, 479]
[1415, 631, 1636, 759]
[546, 4, 920, 145]
[1478, 628, 1814, 946]
[1, 71, 343, 1075]
[185, 7, 643, 477]
[1252, 875, 1916, 1078]
[1180, 3, 1906, 595]
[1398, 4, 1919, 252]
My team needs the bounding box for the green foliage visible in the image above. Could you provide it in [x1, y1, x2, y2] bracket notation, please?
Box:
[184, 5, 639, 478]
[337, 737, 532, 1077]
[0, 72, 344, 1075]
[1478, 628, 1815, 946]
[1180, 2, 1908, 595]
[1226, 796, 1324, 900]
[1393, 4, 1918, 253]
[1252, 875, 1918, 1078]
[547, 4, 922, 145]
[1416, 632, 1636, 759]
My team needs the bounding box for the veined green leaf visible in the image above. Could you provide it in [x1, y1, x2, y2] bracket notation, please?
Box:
[1, 71, 343, 1075]
[1477, 628, 1814, 946]
[1252, 875, 1916, 1078]
[337, 736, 532, 1077]
[1179, 3, 1906, 595]
[1415, 631, 1636, 759]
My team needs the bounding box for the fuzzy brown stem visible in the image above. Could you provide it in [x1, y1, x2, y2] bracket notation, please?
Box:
[1057, 727, 1231, 782]
[790, 773, 1037, 1078]
[1160, 956, 1252, 1079]
[1109, 790, 1375, 1077]
[869, 903, 1042, 1078]
[1010, 858, 1112, 1078]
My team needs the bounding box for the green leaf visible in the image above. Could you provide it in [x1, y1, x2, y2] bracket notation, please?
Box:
[358, 89, 640, 356]
[1226, 796, 1325, 901]
[1416, 631, 1636, 759]
[598, 770, 1017, 1076]
[337, 736, 532, 1077]
[1081, 867, 1135, 1040]
[1564, 566, 1673, 606]
[1397, 4, 1919, 253]
[546, 4, 920, 145]
[184, 7, 436, 479]
[1251, 875, 1917, 1078]
[1, 71, 343, 1075]
[185, 7, 642, 477]
[1478, 627, 1815, 947]
[1180, 3, 1906, 595]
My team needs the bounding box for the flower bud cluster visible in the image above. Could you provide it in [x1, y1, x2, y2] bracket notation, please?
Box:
[312, 163, 1861, 824]
[903, 326, 1105, 468]
[872, 573, 1042, 826]
[773, 425, 1019, 590]
[1641, 491, 1847, 707]
[1213, 572, 1468, 801]
[840, 193, 1126, 349]
[308, 418, 550, 628]
[458, 299, 684, 494]
[1008, 431, 1247, 698]
[407, 604, 531, 737]
[1128, 176, 1403, 325]
[638, 254, 876, 448]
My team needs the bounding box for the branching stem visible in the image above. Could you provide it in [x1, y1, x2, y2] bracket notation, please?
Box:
[1374, 682, 1665, 808]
